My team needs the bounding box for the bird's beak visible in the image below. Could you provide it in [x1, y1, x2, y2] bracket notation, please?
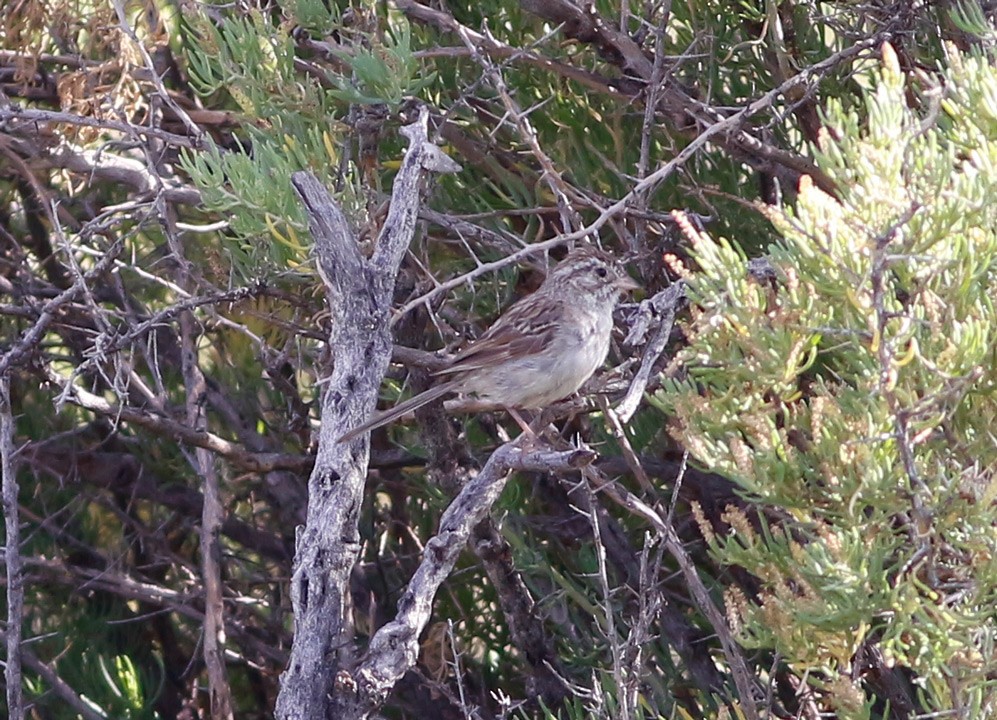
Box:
[616, 275, 641, 292]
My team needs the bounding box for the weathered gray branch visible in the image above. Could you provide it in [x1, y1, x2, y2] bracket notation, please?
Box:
[0, 242, 121, 377]
[275, 107, 460, 720]
[44, 364, 310, 473]
[581, 465, 761, 719]
[181, 311, 234, 720]
[617, 282, 686, 423]
[340, 441, 596, 716]
[2, 376, 23, 719]
[0, 629, 105, 720]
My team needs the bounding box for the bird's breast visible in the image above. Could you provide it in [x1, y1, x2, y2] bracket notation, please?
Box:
[465, 307, 612, 409]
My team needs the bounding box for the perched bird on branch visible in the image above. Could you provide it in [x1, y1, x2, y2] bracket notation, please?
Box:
[339, 245, 639, 442]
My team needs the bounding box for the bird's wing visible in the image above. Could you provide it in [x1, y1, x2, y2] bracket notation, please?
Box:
[338, 379, 461, 442]
[433, 293, 561, 376]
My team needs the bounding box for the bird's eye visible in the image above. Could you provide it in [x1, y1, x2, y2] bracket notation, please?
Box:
[595, 266, 608, 278]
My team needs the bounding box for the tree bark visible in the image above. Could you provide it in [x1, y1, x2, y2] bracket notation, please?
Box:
[275, 107, 460, 720]
[2, 376, 24, 720]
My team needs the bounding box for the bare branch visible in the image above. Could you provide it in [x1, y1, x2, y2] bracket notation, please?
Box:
[390, 36, 881, 322]
[470, 519, 568, 702]
[110, 0, 205, 143]
[456, 24, 582, 233]
[27, 557, 288, 666]
[396, 1, 621, 96]
[345, 441, 597, 713]
[2, 376, 24, 720]
[290, 173, 364, 301]
[23, 444, 292, 562]
[181, 309, 234, 720]
[276, 107, 460, 720]
[0, 629, 106, 720]
[583, 465, 761, 719]
[43, 365, 310, 473]
[372, 109, 462, 272]
[616, 282, 685, 423]
[0, 104, 199, 149]
[45, 141, 202, 204]
[0, 241, 121, 376]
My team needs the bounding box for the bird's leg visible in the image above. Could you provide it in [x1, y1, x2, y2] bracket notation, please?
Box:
[505, 407, 537, 439]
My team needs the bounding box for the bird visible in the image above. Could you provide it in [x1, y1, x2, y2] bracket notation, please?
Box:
[338, 245, 639, 442]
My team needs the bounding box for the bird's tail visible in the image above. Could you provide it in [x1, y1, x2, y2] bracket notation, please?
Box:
[337, 381, 459, 443]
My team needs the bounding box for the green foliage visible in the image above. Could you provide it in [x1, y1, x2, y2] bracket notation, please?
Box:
[178, 5, 434, 276]
[180, 130, 320, 272]
[22, 583, 167, 720]
[286, 0, 346, 36]
[327, 23, 437, 107]
[95, 653, 163, 719]
[179, 9, 340, 274]
[653, 44, 997, 716]
[6, 0, 997, 716]
[949, 0, 997, 41]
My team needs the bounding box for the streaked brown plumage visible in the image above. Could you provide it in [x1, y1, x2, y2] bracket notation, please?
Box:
[338, 246, 638, 442]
